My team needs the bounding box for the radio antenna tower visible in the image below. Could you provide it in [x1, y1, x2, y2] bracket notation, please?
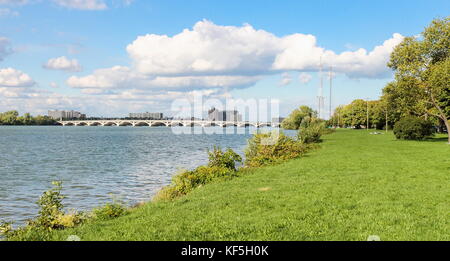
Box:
[317, 57, 324, 119]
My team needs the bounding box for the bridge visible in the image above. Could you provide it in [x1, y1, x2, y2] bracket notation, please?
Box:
[58, 119, 281, 128]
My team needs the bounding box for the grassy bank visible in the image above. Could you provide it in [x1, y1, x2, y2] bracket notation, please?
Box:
[36, 129, 450, 240]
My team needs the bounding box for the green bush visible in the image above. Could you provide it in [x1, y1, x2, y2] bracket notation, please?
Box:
[154, 166, 236, 201]
[393, 116, 434, 140]
[33, 181, 66, 229]
[207, 146, 242, 171]
[93, 202, 127, 220]
[154, 147, 241, 201]
[298, 117, 326, 144]
[245, 131, 309, 167]
[0, 181, 87, 240]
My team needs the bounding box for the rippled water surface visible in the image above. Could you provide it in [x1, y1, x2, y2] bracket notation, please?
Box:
[0, 126, 273, 225]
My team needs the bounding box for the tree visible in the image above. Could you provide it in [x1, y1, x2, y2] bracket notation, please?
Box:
[387, 17, 450, 143]
[281, 105, 317, 130]
[369, 100, 386, 130]
[329, 105, 345, 127]
[341, 99, 367, 128]
[33, 115, 55, 125]
[18, 113, 34, 125]
[0, 110, 19, 125]
[0, 111, 56, 126]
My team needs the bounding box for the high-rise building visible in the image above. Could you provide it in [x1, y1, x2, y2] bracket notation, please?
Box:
[208, 108, 242, 122]
[48, 110, 86, 120]
[128, 112, 163, 119]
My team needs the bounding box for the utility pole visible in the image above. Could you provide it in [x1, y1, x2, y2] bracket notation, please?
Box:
[317, 56, 324, 119]
[318, 59, 322, 119]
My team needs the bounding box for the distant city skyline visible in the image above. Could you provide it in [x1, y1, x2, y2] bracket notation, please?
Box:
[0, 0, 449, 118]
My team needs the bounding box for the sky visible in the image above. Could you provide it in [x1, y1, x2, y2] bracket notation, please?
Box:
[0, 0, 449, 119]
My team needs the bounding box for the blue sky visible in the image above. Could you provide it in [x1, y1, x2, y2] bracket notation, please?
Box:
[0, 0, 449, 118]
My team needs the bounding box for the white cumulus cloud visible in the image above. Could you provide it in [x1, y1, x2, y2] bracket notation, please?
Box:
[43, 56, 82, 72]
[63, 20, 404, 111]
[126, 20, 404, 79]
[127, 20, 280, 76]
[0, 67, 35, 87]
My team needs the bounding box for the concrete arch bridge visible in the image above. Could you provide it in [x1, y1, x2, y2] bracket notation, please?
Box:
[58, 120, 280, 128]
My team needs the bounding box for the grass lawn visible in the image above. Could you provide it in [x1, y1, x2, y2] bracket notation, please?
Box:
[48, 129, 449, 241]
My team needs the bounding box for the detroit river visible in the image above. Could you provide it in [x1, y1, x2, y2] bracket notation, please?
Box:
[0, 126, 276, 225]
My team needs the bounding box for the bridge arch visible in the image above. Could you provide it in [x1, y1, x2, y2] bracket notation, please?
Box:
[222, 123, 238, 127]
[151, 121, 168, 127]
[118, 121, 133, 126]
[88, 122, 102, 126]
[103, 122, 118, 126]
[134, 122, 150, 127]
[168, 122, 183, 127]
[258, 123, 272, 128]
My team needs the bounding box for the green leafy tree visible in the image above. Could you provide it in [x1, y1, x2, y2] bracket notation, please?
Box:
[341, 99, 367, 128]
[369, 100, 391, 130]
[18, 113, 34, 125]
[329, 105, 345, 127]
[33, 115, 56, 125]
[387, 17, 450, 143]
[0, 110, 19, 125]
[0, 111, 56, 126]
[281, 105, 317, 130]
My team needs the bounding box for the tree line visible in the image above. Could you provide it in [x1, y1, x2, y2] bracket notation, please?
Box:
[329, 17, 449, 142]
[0, 110, 57, 126]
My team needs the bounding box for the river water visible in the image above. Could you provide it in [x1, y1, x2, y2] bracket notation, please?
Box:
[0, 126, 278, 225]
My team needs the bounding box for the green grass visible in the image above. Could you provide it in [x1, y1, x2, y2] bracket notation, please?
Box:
[47, 129, 450, 241]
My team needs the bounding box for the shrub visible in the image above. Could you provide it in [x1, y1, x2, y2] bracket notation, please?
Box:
[0, 181, 87, 240]
[154, 166, 236, 201]
[207, 146, 242, 171]
[93, 202, 127, 220]
[245, 131, 309, 167]
[154, 147, 241, 201]
[177, 166, 235, 192]
[298, 117, 326, 144]
[152, 185, 184, 202]
[393, 116, 434, 140]
[33, 181, 66, 229]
